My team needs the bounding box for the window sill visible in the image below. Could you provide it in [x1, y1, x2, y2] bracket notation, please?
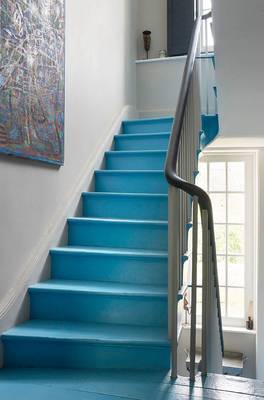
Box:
[222, 326, 256, 335]
[183, 324, 256, 335]
[135, 52, 215, 65]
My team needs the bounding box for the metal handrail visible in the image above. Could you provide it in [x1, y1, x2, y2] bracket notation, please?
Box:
[165, 8, 224, 377]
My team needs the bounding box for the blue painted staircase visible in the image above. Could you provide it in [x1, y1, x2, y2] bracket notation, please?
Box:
[2, 117, 182, 371]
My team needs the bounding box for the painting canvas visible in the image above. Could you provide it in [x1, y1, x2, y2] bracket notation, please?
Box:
[0, 0, 65, 165]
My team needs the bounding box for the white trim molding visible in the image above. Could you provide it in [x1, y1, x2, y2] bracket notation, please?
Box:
[135, 55, 187, 65]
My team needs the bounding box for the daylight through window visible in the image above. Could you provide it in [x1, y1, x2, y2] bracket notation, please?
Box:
[195, 154, 254, 327]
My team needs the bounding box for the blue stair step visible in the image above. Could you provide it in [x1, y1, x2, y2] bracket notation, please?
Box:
[201, 114, 219, 149]
[1, 116, 180, 374]
[122, 117, 173, 134]
[3, 320, 170, 370]
[95, 171, 167, 194]
[114, 132, 171, 151]
[105, 150, 167, 171]
[68, 218, 168, 251]
[51, 247, 168, 285]
[82, 193, 168, 221]
[29, 280, 170, 327]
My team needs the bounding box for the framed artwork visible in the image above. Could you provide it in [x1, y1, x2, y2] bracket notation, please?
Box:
[0, 0, 65, 165]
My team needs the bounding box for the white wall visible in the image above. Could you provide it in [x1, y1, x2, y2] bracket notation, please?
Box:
[256, 149, 264, 379]
[136, 57, 185, 118]
[136, 56, 216, 118]
[212, 0, 264, 374]
[213, 0, 264, 137]
[137, 0, 167, 60]
[0, 0, 138, 334]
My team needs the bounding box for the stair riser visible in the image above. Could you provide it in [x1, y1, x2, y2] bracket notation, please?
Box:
[114, 135, 170, 151]
[122, 119, 173, 134]
[95, 173, 168, 194]
[29, 291, 168, 327]
[68, 220, 168, 251]
[51, 252, 168, 285]
[4, 340, 170, 370]
[82, 194, 168, 220]
[105, 152, 166, 171]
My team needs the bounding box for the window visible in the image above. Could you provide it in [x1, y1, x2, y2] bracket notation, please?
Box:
[201, 0, 214, 53]
[202, 0, 212, 14]
[196, 153, 255, 327]
[167, 0, 195, 57]
[167, 0, 214, 57]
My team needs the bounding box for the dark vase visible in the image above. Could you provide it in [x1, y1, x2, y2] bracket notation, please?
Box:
[143, 30, 151, 59]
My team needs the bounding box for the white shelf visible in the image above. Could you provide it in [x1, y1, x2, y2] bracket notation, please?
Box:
[135, 55, 187, 64]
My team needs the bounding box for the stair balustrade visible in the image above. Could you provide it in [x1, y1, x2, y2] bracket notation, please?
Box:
[165, 4, 224, 380]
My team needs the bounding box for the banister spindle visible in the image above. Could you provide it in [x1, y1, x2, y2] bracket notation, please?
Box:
[201, 209, 209, 375]
[190, 196, 199, 381]
[168, 185, 180, 378]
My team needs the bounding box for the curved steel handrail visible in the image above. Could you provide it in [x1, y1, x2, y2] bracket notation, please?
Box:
[165, 12, 224, 354]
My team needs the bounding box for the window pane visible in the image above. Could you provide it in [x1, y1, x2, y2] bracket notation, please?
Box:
[220, 287, 226, 317]
[206, 17, 214, 47]
[228, 256, 245, 287]
[203, 0, 212, 11]
[227, 288, 244, 318]
[197, 255, 202, 286]
[228, 194, 245, 223]
[196, 288, 202, 316]
[197, 256, 226, 286]
[215, 224, 226, 254]
[197, 288, 225, 317]
[228, 162, 245, 192]
[228, 225, 244, 255]
[198, 223, 202, 254]
[217, 256, 226, 286]
[211, 193, 226, 223]
[209, 162, 226, 192]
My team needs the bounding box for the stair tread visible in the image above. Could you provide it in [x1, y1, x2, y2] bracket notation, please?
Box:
[3, 320, 169, 345]
[106, 150, 167, 155]
[123, 116, 173, 124]
[95, 170, 164, 174]
[115, 132, 171, 139]
[51, 246, 167, 258]
[29, 280, 168, 297]
[68, 217, 168, 225]
[82, 192, 168, 198]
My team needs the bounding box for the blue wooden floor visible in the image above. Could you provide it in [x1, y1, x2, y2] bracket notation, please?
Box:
[0, 369, 264, 399]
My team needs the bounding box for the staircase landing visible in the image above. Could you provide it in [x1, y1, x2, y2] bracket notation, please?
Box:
[0, 369, 263, 399]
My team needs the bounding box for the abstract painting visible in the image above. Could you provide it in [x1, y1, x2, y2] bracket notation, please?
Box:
[0, 0, 65, 165]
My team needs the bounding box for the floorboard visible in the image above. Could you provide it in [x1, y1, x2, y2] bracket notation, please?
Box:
[0, 369, 263, 399]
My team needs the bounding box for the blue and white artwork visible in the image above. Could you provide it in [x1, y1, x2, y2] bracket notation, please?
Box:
[0, 0, 65, 165]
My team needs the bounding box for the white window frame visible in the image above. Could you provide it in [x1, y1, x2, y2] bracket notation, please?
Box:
[197, 151, 256, 328]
